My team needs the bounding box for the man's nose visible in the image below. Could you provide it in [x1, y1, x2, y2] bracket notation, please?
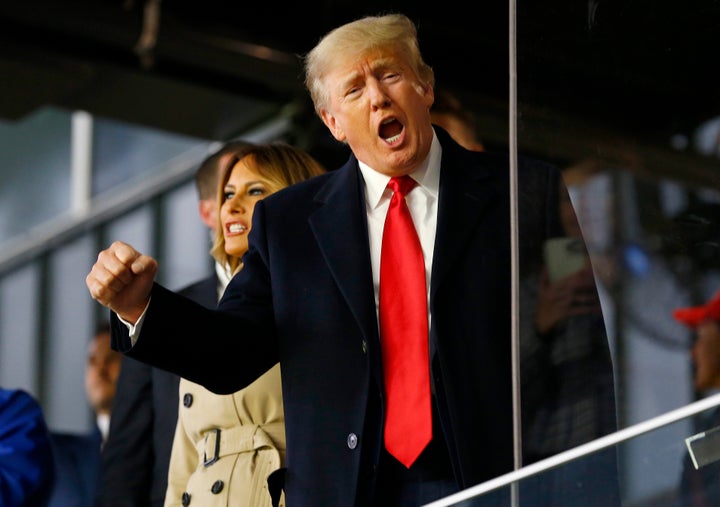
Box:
[368, 82, 390, 109]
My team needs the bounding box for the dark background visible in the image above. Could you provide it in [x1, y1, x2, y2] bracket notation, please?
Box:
[1, 0, 719, 176]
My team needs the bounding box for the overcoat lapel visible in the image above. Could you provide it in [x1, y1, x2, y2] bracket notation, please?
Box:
[308, 159, 379, 344]
[430, 137, 504, 301]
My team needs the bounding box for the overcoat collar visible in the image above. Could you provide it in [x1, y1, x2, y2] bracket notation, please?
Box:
[308, 157, 379, 343]
[431, 128, 502, 300]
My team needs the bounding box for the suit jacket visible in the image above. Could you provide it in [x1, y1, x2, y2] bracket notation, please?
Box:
[115, 128, 616, 506]
[100, 274, 218, 507]
[48, 428, 102, 507]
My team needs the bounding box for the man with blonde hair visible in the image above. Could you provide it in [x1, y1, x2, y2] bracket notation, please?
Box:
[87, 13, 613, 506]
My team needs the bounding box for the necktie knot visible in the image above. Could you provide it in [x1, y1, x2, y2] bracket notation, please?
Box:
[388, 175, 417, 198]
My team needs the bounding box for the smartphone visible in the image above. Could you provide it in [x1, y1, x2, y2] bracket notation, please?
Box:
[543, 237, 589, 282]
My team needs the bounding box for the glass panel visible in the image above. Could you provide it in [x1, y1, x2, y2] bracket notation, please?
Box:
[428, 401, 720, 507]
[515, 155, 618, 470]
[513, 2, 720, 506]
[516, 0, 720, 449]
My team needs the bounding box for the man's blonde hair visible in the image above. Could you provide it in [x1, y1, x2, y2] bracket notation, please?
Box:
[303, 13, 435, 117]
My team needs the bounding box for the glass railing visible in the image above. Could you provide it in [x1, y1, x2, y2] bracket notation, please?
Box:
[424, 393, 720, 506]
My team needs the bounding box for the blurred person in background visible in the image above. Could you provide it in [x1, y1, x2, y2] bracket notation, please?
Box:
[673, 290, 720, 507]
[86, 322, 122, 445]
[48, 321, 122, 507]
[518, 174, 619, 507]
[429, 87, 484, 152]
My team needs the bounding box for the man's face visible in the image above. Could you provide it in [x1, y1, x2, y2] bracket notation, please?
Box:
[85, 331, 122, 415]
[319, 47, 435, 177]
[691, 320, 720, 392]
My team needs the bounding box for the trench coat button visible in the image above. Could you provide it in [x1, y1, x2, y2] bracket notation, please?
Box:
[181, 492, 191, 506]
[347, 433, 358, 449]
[183, 393, 193, 407]
[211, 480, 224, 494]
[361, 340, 368, 354]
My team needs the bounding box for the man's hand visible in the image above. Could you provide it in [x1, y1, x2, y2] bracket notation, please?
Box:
[86, 241, 158, 324]
[534, 265, 601, 335]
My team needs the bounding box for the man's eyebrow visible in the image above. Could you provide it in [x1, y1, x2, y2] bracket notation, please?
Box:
[338, 71, 362, 90]
[335, 58, 400, 92]
[370, 58, 396, 71]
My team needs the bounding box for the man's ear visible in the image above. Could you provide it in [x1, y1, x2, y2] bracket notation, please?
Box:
[198, 199, 216, 231]
[422, 82, 435, 109]
[320, 110, 346, 142]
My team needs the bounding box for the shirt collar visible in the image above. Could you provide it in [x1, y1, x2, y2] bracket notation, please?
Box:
[216, 260, 232, 296]
[97, 413, 110, 442]
[358, 128, 441, 209]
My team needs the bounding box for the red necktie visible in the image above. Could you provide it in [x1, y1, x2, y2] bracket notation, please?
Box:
[379, 175, 432, 468]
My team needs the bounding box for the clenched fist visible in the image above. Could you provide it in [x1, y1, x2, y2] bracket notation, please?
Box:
[86, 241, 158, 324]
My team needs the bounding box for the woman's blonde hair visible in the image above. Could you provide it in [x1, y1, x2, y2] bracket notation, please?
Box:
[210, 142, 326, 273]
[303, 13, 435, 117]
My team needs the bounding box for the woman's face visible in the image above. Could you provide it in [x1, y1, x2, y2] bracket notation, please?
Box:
[220, 158, 275, 258]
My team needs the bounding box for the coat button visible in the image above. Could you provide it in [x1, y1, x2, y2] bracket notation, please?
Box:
[347, 433, 358, 449]
[181, 492, 191, 506]
[183, 393, 193, 407]
[211, 480, 224, 494]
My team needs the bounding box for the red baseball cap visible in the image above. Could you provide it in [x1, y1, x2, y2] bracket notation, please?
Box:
[673, 290, 720, 329]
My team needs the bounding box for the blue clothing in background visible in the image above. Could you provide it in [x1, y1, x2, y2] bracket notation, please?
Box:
[48, 428, 102, 507]
[0, 387, 55, 507]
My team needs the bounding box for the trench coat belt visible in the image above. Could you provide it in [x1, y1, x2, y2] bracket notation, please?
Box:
[197, 422, 286, 506]
[198, 422, 285, 465]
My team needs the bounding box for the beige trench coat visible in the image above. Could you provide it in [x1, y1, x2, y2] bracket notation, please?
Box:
[164, 363, 285, 507]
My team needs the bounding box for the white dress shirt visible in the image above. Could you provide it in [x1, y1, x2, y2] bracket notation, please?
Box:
[358, 129, 441, 327]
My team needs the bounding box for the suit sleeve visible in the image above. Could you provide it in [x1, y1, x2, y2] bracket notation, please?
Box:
[121, 280, 278, 396]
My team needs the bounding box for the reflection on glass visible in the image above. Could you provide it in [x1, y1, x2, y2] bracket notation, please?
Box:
[515, 4, 720, 504]
[517, 158, 620, 506]
[429, 401, 720, 506]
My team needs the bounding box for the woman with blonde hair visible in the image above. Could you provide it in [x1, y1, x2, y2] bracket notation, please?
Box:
[165, 142, 325, 507]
